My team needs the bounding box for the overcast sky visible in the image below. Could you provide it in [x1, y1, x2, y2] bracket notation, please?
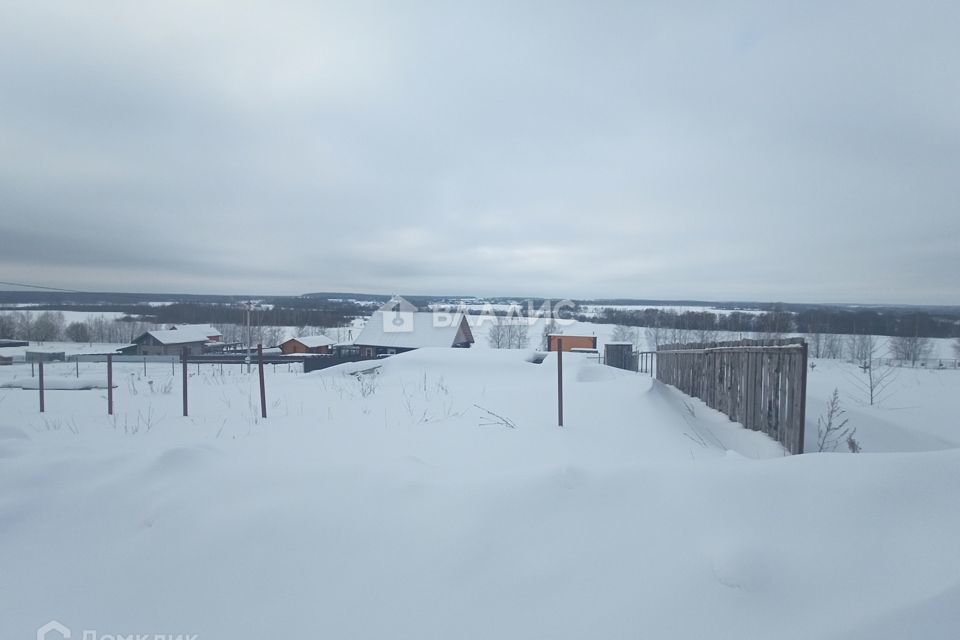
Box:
[1, 1, 958, 304]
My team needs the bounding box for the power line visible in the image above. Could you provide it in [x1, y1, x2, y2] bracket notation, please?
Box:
[0, 280, 87, 293]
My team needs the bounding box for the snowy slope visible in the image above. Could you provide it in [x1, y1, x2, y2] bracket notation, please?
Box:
[1, 349, 958, 639]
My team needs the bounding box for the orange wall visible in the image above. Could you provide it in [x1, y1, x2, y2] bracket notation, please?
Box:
[547, 335, 597, 352]
[280, 341, 331, 355]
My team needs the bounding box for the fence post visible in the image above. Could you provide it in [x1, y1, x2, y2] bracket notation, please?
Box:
[258, 344, 267, 419]
[557, 338, 564, 427]
[38, 360, 45, 413]
[798, 341, 808, 454]
[181, 347, 189, 417]
[107, 354, 114, 416]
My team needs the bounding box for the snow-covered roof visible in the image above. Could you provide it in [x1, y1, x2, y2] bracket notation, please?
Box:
[354, 311, 473, 349]
[136, 328, 211, 345]
[170, 324, 222, 338]
[285, 335, 336, 348]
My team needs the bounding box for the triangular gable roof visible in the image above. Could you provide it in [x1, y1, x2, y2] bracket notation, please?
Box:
[284, 335, 336, 348]
[134, 328, 211, 345]
[355, 311, 474, 349]
[379, 296, 418, 313]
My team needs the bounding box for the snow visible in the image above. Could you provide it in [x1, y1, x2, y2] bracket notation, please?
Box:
[137, 328, 212, 345]
[169, 324, 223, 338]
[579, 303, 766, 317]
[0, 341, 130, 360]
[0, 348, 958, 639]
[284, 334, 336, 348]
[1, 376, 113, 390]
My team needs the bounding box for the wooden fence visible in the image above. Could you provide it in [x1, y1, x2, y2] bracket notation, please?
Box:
[656, 338, 808, 454]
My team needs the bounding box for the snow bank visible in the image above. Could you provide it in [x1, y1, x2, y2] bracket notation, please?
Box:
[0, 348, 958, 639]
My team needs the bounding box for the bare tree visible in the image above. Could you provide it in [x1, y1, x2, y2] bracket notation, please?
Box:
[693, 327, 718, 344]
[821, 333, 844, 359]
[611, 325, 639, 348]
[847, 359, 898, 407]
[756, 307, 793, 339]
[807, 332, 824, 358]
[65, 321, 92, 343]
[12, 311, 34, 340]
[31, 311, 65, 342]
[259, 325, 287, 348]
[488, 318, 529, 349]
[666, 326, 692, 346]
[487, 320, 507, 349]
[0, 313, 14, 339]
[541, 318, 560, 350]
[506, 321, 530, 349]
[644, 325, 665, 351]
[845, 333, 877, 364]
[889, 335, 931, 366]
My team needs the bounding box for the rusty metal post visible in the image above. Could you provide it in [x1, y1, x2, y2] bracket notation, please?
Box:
[557, 338, 564, 427]
[38, 360, 45, 413]
[258, 343, 267, 419]
[107, 354, 114, 416]
[181, 347, 188, 417]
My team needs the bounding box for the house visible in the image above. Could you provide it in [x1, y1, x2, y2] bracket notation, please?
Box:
[130, 328, 211, 356]
[547, 334, 597, 352]
[354, 310, 474, 358]
[280, 335, 336, 355]
[169, 324, 223, 342]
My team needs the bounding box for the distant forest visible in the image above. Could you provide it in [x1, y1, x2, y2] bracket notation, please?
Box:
[1, 291, 958, 343]
[590, 306, 960, 339]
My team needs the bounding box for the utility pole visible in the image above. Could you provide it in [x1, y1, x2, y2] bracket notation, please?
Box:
[245, 301, 253, 374]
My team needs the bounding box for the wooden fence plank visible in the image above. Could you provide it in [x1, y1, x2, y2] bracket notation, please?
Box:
[655, 338, 807, 454]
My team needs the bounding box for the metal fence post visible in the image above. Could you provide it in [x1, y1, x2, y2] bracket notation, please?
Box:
[181, 347, 189, 417]
[107, 354, 114, 416]
[557, 338, 564, 427]
[258, 344, 267, 419]
[38, 360, 45, 413]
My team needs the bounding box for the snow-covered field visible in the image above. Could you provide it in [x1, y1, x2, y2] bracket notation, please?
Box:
[1, 346, 959, 639]
[578, 303, 765, 317]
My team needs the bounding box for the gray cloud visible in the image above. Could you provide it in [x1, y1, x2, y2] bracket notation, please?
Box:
[1, 1, 958, 303]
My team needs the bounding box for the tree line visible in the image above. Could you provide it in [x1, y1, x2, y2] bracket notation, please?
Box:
[590, 306, 959, 340]
[0, 306, 359, 347]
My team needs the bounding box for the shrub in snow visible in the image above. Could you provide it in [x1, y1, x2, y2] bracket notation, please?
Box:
[816, 388, 859, 453]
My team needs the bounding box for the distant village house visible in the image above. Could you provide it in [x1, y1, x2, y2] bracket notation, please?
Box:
[279, 335, 336, 355]
[354, 310, 474, 358]
[129, 326, 222, 356]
